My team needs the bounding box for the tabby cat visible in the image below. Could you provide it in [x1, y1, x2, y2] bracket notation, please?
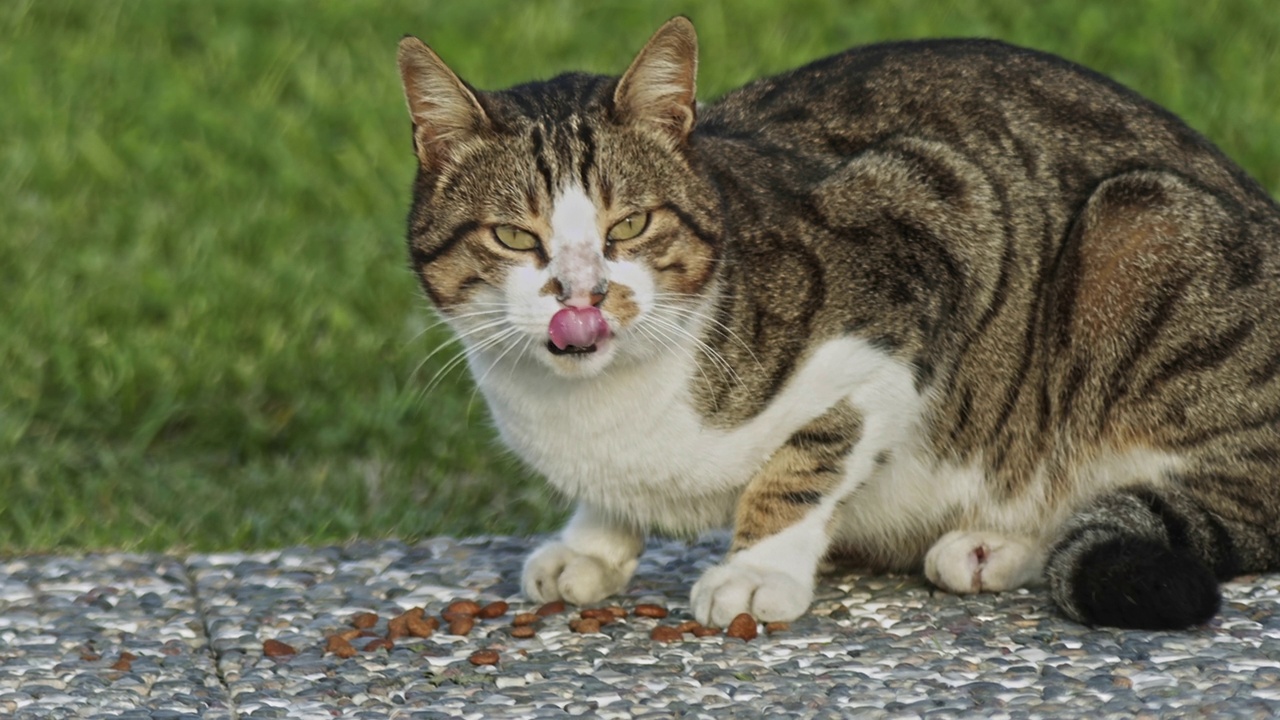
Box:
[396, 17, 1280, 630]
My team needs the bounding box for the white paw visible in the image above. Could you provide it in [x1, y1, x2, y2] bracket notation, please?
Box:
[690, 562, 813, 627]
[522, 541, 636, 605]
[924, 530, 1042, 594]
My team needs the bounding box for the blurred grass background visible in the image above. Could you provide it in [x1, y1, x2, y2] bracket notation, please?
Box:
[1, 0, 1277, 552]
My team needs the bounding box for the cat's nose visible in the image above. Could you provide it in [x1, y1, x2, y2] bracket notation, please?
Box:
[558, 282, 608, 308]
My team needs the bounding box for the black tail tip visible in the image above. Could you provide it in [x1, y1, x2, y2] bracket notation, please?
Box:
[1070, 537, 1220, 630]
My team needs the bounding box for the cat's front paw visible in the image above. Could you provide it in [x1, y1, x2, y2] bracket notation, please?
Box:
[522, 541, 636, 605]
[691, 562, 813, 627]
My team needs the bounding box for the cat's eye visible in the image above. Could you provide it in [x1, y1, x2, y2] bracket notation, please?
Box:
[608, 212, 650, 242]
[493, 225, 539, 251]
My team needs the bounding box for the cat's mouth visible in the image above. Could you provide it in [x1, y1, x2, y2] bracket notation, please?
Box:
[546, 340, 598, 356]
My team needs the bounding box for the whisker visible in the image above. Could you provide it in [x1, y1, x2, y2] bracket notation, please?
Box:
[408, 317, 513, 382]
[651, 302, 764, 372]
[644, 313, 744, 387]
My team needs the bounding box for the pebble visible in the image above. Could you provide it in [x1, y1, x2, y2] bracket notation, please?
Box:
[0, 536, 1276, 718]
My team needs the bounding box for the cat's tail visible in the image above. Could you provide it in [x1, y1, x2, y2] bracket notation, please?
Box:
[1045, 484, 1271, 629]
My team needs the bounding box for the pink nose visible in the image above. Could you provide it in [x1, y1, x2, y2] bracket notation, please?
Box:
[548, 306, 610, 349]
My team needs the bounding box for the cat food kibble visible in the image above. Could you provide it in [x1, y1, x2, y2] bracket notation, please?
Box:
[511, 625, 537, 639]
[110, 652, 137, 671]
[445, 599, 481, 617]
[363, 638, 394, 652]
[386, 615, 410, 640]
[468, 650, 500, 666]
[477, 601, 509, 619]
[726, 613, 759, 641]
[606, 605, 627, 618]
[579, 608, 615, 624]
[765, 621, 790, 635]
[350, 612, 378, 629]
[535, 600, 566, 617]
[512, 612, 539, 626]
[262, 639, 296, 658]
[407, 615, 436, 638]
[633, 604, 668, 618]
[676, 620, 701, 633]
[650, 626, 684, 643]
[692, 625, 722, 637]
[325, 635, 357, 658]
[447, 617, 475, 636]
[569, 617, 601, 633]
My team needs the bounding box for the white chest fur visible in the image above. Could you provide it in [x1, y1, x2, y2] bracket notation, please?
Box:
[473, 336, 912, 535]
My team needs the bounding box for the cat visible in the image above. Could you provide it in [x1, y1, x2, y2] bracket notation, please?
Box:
[395, 17, 1280, 630]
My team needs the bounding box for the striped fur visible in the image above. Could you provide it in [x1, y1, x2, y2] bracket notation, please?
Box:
[398, 19, 1280, 629]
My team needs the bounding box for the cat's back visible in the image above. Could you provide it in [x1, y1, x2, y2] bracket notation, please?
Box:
[697, 38, 1275, 212]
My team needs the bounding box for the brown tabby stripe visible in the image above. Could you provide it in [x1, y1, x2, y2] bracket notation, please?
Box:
[1136, 320, 1255, 396]
[530, 125, 554, 197]
[576, 122, 596, 191]
[411, 220, 480, 267]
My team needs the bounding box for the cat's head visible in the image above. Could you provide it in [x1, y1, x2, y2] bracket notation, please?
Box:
[397, 18, 720, 379]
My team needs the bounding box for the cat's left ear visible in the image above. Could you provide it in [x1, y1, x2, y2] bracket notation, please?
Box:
[398, 35, 490, 171]
[614, 16, 698, 145]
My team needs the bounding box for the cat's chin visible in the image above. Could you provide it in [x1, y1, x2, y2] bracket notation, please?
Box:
[538, 336, 617, 378]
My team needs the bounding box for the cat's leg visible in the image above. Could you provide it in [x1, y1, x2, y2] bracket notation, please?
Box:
[522, 503, 644, 605]
[924, 530, 1044, 594]
[692, 399, 906, 626]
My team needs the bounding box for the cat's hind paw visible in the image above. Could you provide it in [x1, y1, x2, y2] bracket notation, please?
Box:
[522, 541, 635, 605]
[691, 562, 813, 627]
[924, 530, 1042, 594]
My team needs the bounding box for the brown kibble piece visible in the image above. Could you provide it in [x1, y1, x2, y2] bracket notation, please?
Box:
[579, 608, 615, 624]
[606, 605, 627, 619]
[511, 625, 537, 639]
[262, 639, 296, 658]
[110, 652, 137, 671]
[468, 649, 500, 666]
[363, 638, 394, 652]
[336, 628, 365, 642]
[692, 625, 722, 637]
[445, 599, 481, 617]
[448, 617, 475, 636]
[726, 613, 758, 641]
[650, 625, 684, 643]
[386, 615, 410, 641]
[477, 601, 509, 619]
[765, 621, 790, 635]
[634, 604, 669, 619]
[406, 615, 436, 638]
[676, 620, 701, 633]
[512, 612, 539, 626]
[535, 600, 566, 616]
[569, 617, 601, 634]
[404, 607, 425, 620]
[333, 642, 357, 659]
[350, 612, 378, 629]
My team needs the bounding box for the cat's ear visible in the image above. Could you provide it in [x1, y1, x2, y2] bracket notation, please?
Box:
[614, 16, 698, 145]
[397, 36, 490, 171]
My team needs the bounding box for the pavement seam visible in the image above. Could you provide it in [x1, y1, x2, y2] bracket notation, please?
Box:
[181, 555, 240, 720]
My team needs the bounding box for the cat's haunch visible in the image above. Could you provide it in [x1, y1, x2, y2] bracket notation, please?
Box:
[398, 17, 1280, 630]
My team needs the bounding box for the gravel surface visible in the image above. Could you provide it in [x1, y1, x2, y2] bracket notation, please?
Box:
[2, 534, 1278, 718]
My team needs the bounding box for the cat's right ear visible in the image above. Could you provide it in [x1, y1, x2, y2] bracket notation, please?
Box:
[397, 36, 489, 171]
[614, 17, 698, 146]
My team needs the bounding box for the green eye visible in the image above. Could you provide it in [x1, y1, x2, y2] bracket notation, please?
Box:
[493, 225, 539, 251]
[608, 212, 650, 242]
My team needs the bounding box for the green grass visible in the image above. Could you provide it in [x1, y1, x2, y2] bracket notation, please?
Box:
[2, 0, 1277, 552]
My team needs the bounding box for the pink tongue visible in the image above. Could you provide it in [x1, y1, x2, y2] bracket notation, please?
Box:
[548, 306, 610, 350]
